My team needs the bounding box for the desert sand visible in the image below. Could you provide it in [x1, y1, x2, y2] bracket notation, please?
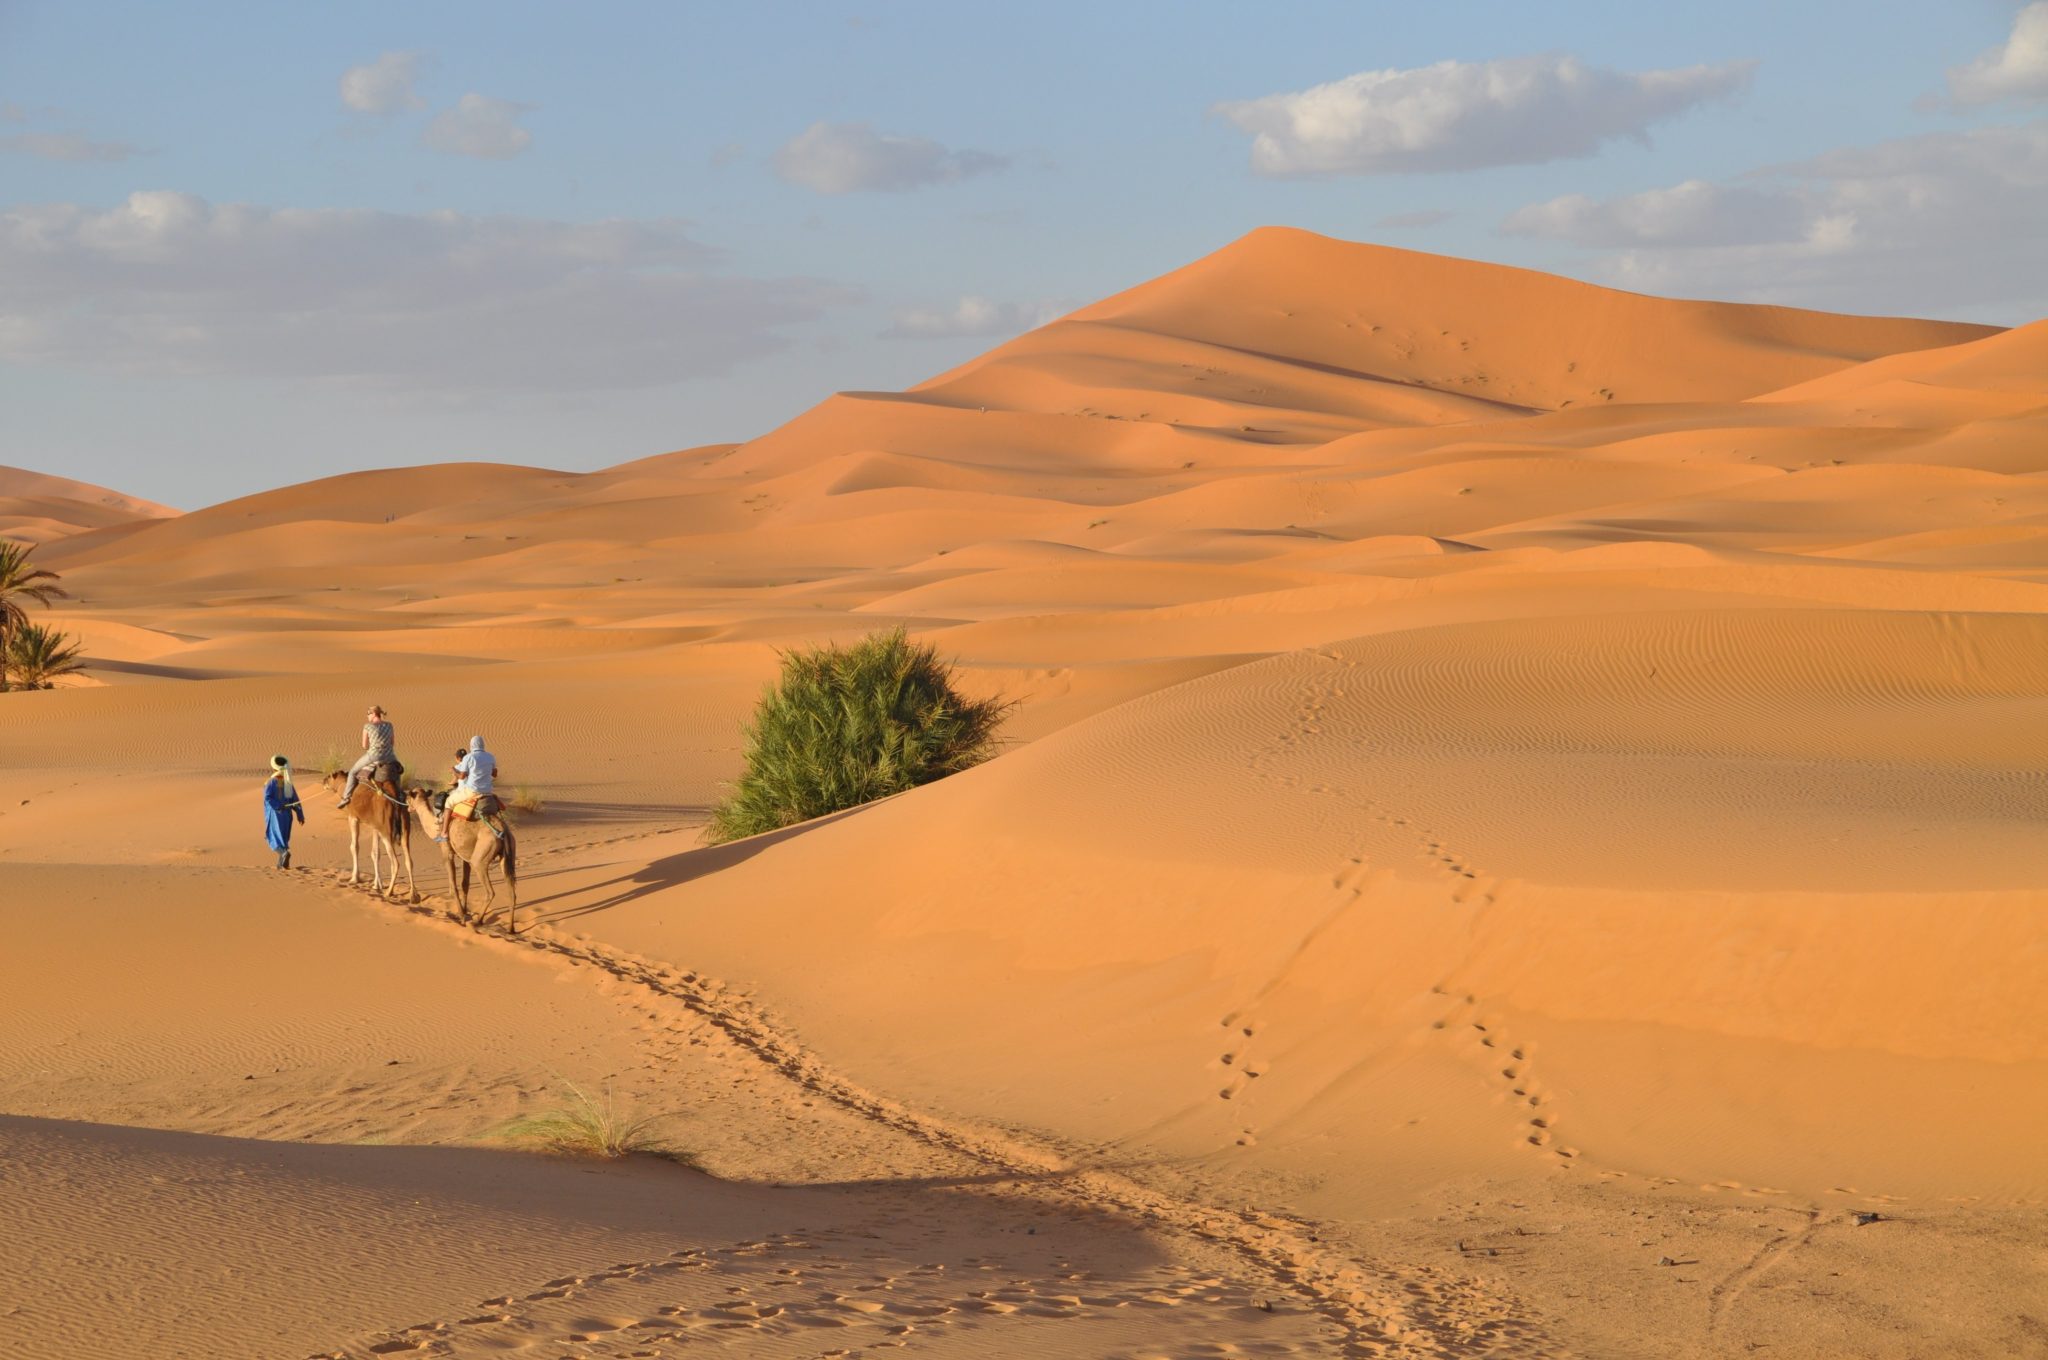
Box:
[3, 228, 2044, 1359]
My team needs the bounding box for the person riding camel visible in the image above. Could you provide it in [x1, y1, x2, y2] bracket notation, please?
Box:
[337, 704, 397, 808]
[437, 734, 499, 843]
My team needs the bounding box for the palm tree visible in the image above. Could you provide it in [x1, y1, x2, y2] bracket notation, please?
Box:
[4, 622, 85, 690]
[0, 539, 67, 694]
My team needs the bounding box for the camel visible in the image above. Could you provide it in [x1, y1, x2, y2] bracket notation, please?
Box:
[321, 767, 417, 903]
[405, 786, 519, 932]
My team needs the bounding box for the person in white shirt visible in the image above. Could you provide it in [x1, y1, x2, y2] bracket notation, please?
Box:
[437, 734, 500, 842]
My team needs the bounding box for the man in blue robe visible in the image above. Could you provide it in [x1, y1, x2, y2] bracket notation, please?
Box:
[264, 754, 306, 869]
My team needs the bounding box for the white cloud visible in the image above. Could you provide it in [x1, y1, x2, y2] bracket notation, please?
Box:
[1948, 2, 2048, 106]
[340, 51, 426, 115]
[881, 295, 1062, 340]
[1500, 121, 2048, 319]
[773, 121, 1008, 194]
[0, 191, 857, 391]
[1502, 179, 1806, 247]
[1214, 54, 1756, 176]
[0, 132, 139, 163]
[422, 94, 534, 159]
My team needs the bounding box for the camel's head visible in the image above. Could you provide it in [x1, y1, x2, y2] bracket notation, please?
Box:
[320, 770, 346, 790]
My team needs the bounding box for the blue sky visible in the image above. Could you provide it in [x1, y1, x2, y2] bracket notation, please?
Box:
[2, 1, 2043, 507]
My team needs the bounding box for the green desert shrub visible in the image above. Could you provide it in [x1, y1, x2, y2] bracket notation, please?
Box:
[708, 629, 1011, 844]
[3, 621, 86, 690]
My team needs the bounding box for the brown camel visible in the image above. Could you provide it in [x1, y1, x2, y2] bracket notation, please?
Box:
[405, 786, 518, 931]
[321, 768, 417, 902]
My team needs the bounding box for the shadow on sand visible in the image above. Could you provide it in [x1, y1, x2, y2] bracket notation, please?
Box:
[522, 804, 873, 926]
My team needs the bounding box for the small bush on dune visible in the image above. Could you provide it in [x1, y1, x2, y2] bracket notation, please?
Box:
[498, 1080, 685, 1162]
[708, 629, 1011, 844]
[3, 621, 86, 690]
[505, 785, 545, 816]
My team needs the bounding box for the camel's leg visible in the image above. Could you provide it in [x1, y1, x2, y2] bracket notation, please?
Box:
[501, 841, 518, 935]
[400, 823, 418, 904]
[347, 822, 361, 885]
[446, 847, 466, 922]
[369, 832, 384, 896]
[474, 849, 497, 929]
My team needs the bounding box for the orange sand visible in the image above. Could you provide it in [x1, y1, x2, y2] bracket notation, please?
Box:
[3, 229, 2043, 1358]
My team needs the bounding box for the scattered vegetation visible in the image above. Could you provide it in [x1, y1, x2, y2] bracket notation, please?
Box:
[3, 622, 87, 690]
[708, 628, 1012, 844]
[504, 785, 546, 817]
[498, 1080, 687, 1163]
[0, 539, 69, 694]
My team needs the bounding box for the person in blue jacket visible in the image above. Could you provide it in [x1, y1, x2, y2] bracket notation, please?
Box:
[263, 754, 306, 869]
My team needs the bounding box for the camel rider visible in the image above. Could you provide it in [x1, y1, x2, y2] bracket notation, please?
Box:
[437, 734, 499, 842]
[337, 704, 397, 807]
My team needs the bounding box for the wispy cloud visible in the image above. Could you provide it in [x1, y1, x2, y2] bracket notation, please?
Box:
[882, 295, 1062, 340]
[1503, 179, 1804, 248]
[0, 132, 140, 163]
[340, 51, 427, 115]
[1215, 54, 1755, 176]
[422, 93, 535, 159]
[1947, 2, 2048, 107]
[0, 192, 858, 391]
[773, 121, 1008, 194]
[1499, 121, 2048, 319]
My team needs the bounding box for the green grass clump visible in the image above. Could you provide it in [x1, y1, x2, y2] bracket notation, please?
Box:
[499, 1080, 682, 1161]
[505, 785, 546, 816]
[708, 629, 1011, 844]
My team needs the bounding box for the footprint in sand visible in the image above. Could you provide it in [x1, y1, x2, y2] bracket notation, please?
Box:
[1432, 998, 1577, 1164]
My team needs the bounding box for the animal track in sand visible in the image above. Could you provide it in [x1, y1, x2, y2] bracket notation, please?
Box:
[1246, 651, 1499, 891]
[326, 1234, 1336, 1359]
[294, 866, 1550, 1357]
[1428, 988, 1579, 1164]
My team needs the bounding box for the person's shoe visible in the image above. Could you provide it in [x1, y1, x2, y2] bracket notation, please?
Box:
[281, 851, 291, 869]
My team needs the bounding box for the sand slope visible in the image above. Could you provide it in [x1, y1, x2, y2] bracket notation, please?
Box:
[0, 464, 178, 545]
[4, 229, 2045, 1358]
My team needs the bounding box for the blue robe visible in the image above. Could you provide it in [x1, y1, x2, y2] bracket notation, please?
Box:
[263, 777, 304, 851]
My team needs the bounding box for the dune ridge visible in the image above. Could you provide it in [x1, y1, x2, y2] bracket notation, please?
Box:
[5, 229, 2045, 1358]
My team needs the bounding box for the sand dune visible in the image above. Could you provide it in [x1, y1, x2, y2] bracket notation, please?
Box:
[0, 464, 178, 545]
[6, 229, 2045, 1358]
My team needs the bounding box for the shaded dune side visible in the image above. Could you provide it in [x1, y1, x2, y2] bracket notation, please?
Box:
[563, 600, 2048, 1208]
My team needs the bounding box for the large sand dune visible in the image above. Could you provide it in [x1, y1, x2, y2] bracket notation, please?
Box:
[4, 229, 2044, 1358]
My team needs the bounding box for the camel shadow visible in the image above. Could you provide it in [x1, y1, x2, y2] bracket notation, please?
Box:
[523, 804, 871, 925]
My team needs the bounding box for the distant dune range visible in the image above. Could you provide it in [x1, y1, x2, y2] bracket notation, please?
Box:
[5, 229, 2045, 1359]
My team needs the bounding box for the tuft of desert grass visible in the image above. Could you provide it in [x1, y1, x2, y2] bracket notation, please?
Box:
[708, 628, 1012, 844]
[504, 785, 545, 816]
[497, 1080, 691, 1164]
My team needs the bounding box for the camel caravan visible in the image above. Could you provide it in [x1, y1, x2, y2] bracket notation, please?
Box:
[274, 705, 519, 932]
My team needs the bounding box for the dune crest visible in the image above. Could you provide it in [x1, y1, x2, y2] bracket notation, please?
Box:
[5, 230, 2045, 1359]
